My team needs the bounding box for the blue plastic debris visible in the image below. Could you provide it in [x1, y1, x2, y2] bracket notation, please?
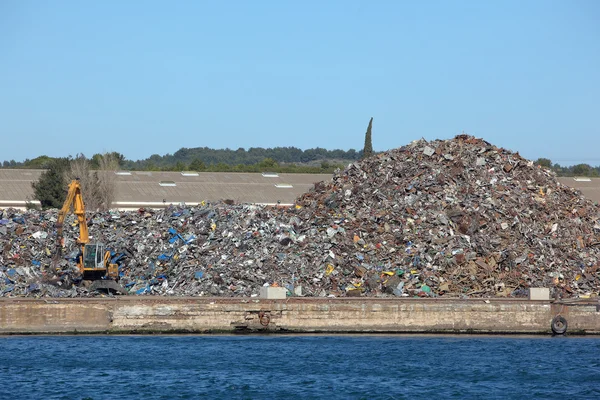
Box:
[136, 285, 150, 295]
[7, 269, 16, 278]
[12, 217, 25, 224]
[0, 219, 9, 225]
[393, 282, 405, 296]
[111, 253, 125, 264]
[27, 283, 40, 292]
[168, 227, 189, 244]
[157, 254, 171, 261]
[184, 234, 196, 244]
[194, 271, 204, 280]
[32, 260, 41, 266]
[412, 256, 421, 267]
[1, 285, 14, 294]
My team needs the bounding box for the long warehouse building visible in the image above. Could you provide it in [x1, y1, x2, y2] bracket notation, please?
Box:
[0, 169, 333, 210]
[0, 169, 599, 210]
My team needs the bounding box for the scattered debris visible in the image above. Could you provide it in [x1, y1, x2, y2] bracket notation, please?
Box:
[1, 135, 598, 299]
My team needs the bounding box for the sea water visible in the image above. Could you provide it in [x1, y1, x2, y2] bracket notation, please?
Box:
[0, 335, 598, 399]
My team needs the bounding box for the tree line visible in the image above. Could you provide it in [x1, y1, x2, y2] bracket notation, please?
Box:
[2, 147, 363, 173]
[534, 158, 600, 177]
[9, 152, 600, 177]
[22, 118, 377, 210]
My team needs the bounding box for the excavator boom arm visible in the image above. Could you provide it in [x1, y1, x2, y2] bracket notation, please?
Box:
[56, 180, 89, 254]
[53, 179, 123, 290]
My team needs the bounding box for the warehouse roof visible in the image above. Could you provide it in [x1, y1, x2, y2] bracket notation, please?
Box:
[1, 169, 598, 209]
[0, 169, 333, 209]
[0, 169, 44, 208]
[557, 177, 600, 203]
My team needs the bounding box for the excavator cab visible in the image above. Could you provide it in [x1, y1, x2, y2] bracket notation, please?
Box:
[81, 243, 119, 280]
[83, 243, 105, 270]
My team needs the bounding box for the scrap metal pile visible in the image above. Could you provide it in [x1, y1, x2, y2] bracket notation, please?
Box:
[1, 135, 599, 298]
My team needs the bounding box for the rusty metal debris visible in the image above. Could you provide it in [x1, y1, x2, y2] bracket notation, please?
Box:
[1, 135, 599, 299]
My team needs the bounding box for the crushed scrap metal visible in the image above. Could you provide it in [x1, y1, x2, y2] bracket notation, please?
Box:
[1, 135, 599, 299]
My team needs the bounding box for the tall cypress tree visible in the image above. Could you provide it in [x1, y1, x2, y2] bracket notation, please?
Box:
[362, 117, 373, 159]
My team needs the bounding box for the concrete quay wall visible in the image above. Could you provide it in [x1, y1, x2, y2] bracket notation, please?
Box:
[0, 297, 599, 335]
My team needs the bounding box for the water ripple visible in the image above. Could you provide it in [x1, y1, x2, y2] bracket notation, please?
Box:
[0, 335, 599, 399]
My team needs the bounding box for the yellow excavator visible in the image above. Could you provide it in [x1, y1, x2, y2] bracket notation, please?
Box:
[56, 179, 125, 293]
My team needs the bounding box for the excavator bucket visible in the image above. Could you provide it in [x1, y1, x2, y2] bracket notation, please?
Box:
[90, 280, 128, 295]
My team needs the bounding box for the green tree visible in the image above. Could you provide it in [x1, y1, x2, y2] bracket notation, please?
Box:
[573, 164, 592, 176]
[534, 158, 552, 169]
[32, 157, 71, 209]
[232, 163, 246, 172]
[362, 117, 373, 159]
[89, 152, 126, 170]
[258, 158, 278, 169]
[106, 151, 125, 168]
[90, 153, 101, 169]
[189, 158, 205, 171]
[213, 162, 231, 171]
[24, 155, 55, 169]
[144, 161, 158, 171]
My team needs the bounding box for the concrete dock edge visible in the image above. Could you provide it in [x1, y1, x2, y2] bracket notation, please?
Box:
[1, 297, 599, 335]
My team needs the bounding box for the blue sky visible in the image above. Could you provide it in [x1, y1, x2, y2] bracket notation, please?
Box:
[1, 0, 598, 165]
